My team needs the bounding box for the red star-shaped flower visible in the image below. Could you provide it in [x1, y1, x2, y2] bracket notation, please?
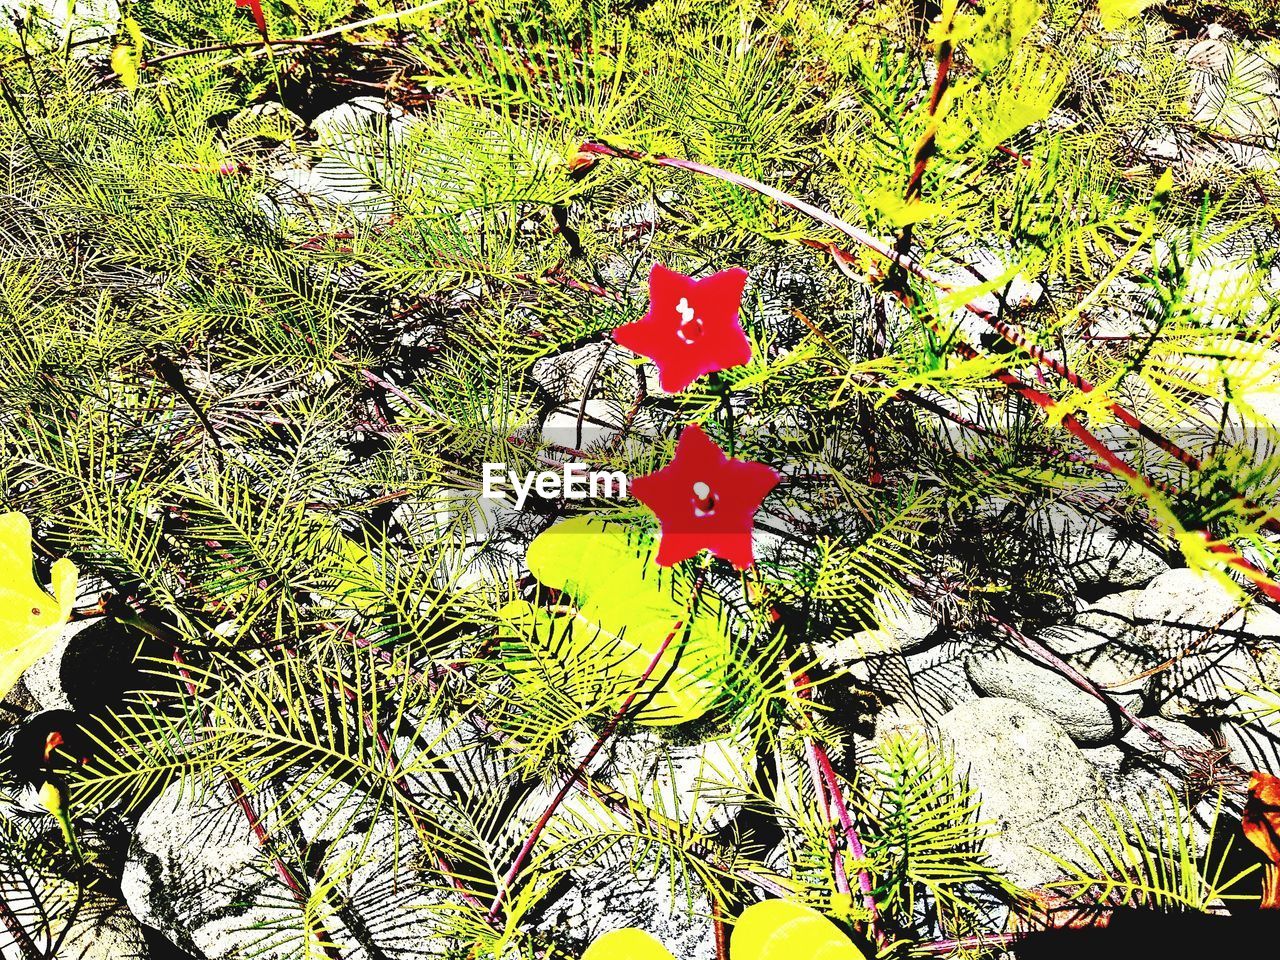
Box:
[614, 264, 751, 393]
[631, 424, 779, 569]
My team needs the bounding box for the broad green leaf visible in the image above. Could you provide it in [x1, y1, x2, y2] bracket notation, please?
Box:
[582, 928, 676, 960]
[112, 16, 145, 92]
[498, 517, 731, 725]
[732, 900, 865, 960]
[0, 513, 78, 699]
[1098, 0, 1160, 28]
[122, 15, 145, 51]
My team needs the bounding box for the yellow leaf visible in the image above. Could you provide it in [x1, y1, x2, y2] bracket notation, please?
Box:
[499, 516, 731, 725]
[111, 45, 139, 91]
[582, 928, 676, 960]
[1150, 166, 1175, 210]
[1098, 0, 1160, 28]
[0, 512, 78, 700]
[732, 900, 865, 960]
[868, 189, 944, 228]
[122, 15, 145, 51]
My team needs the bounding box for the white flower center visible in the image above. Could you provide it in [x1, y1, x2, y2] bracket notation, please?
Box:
[675, 297, 703, 344]
[692, 481, 717, 517]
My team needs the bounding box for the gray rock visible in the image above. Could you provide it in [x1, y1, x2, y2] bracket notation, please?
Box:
[263, 98, 415, 220]
[1032, 502, 1167, 593]
[937, 698, 1113, 887]
[30, 0, 120, 31]
[1084, 717, 1222, 843]
[1137, 568, 1256, 649]
[843, 635, 979, 734]
[225, 101, 305, 147]
[1187, 40, 1280, 142]
[1133, 568, 1279, 720]
[647, 733, 756, 833]
[869, 702, 930, 750]
[1220, 712, 1280, 775]
[533, 854, 714, 959]
[1043, 595, 1153, 708]
[0, 877, 148, 960]
[22, 617, 153, 713]
[532, 342, 627, 404]
[47, 890, 149, 960]
[122, 780, 276, 960]
[122, 778, 444, 960]
[535, 729, 754, 834]
[541, 399, 659, 453]
[22, 619, 92, 710]
[391, 494, 525, 590]
[812, 594, 941, 664]
[900, 636, 982, 720]
[1071, 588, 1144, 644]
[508, 738, 718, 957]
[310, 97, 407, 149]
[964, 646, 1140, 746]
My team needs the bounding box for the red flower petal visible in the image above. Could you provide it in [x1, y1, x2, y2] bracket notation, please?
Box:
[630, 424, 778, 569]
[614, 264, 751, 393]
[237, 0, 268, 34]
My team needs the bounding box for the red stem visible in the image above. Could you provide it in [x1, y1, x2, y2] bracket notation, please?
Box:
[171, 650, 344, 958]
[0, 895, 40, 960]
[790, 654, 884, 946]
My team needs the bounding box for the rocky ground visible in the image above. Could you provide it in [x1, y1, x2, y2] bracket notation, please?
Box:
[3, 3, 1280, 960]
[10, 508, 1280, 958]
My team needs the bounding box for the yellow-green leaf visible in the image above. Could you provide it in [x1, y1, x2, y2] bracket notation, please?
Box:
[111, 45, 139, 91]
[946, 0, 1043, 73]
[1150, 167, 1175, 210]
[1098, 0, 1160, 28]
[0, 513, 78, 699]
[122, 15, 144, 50]
[582, 928, 676, 960]
[498, 516, 731, 725]
[732, 900, 865, 960]
[868, 189, 945, 228]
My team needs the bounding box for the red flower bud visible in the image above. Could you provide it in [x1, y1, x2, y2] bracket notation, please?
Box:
[236, 0, 268, 35]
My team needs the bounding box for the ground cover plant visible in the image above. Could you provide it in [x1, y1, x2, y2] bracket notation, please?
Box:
[2, 0, 1280, 957]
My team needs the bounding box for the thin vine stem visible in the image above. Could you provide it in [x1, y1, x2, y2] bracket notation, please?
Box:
[170, 648, 345, 960]
[576, 139, 1280, 528]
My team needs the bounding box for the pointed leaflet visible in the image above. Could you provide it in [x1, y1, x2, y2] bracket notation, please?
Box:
[497, 516, 730, 725]
[0, 513, 78, 699]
